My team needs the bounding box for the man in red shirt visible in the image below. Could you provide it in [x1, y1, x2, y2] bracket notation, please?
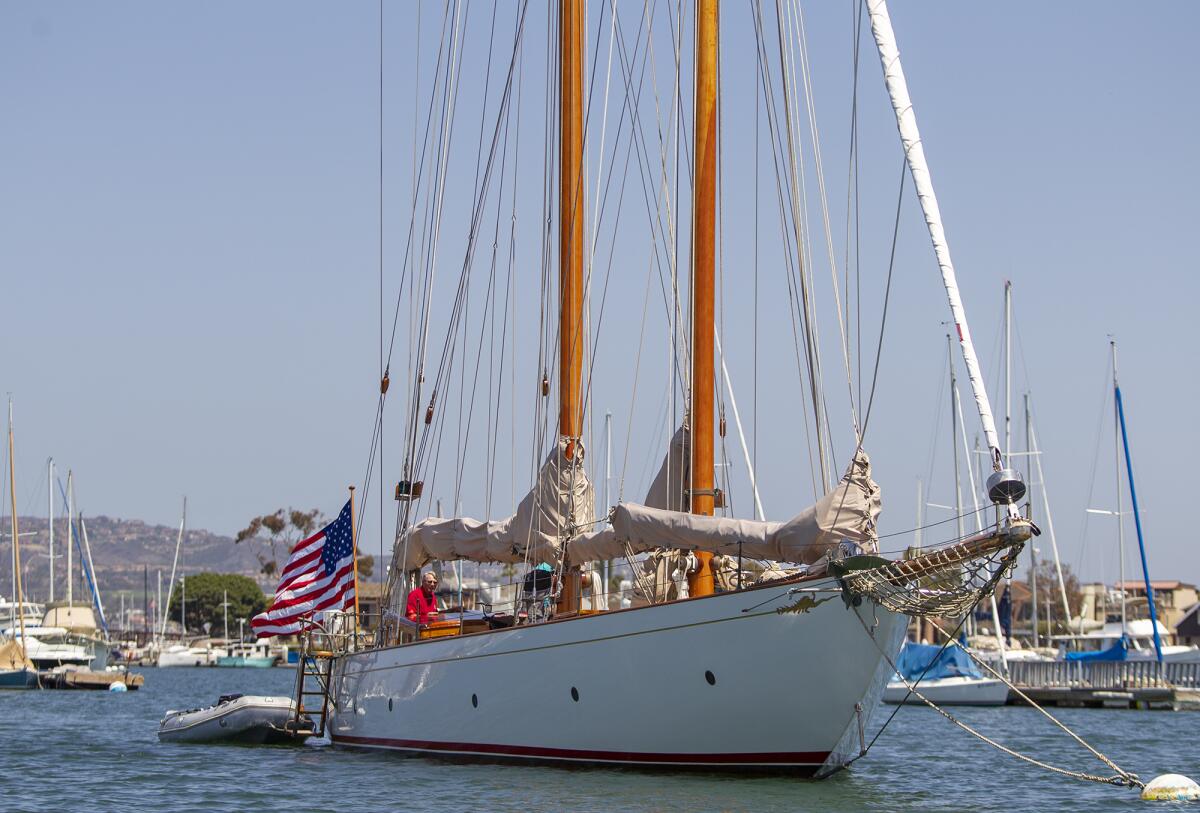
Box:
[406, 571, 440, 625]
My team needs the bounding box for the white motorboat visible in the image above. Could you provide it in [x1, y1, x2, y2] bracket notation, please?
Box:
[157, 694, 308, 744]
[884, 675, 1010, 706]
[2, 627, 96, 669]
[883, 642, 1010, 707]
[156, 643, 223, 668]
[1057, 621, 1200, 664]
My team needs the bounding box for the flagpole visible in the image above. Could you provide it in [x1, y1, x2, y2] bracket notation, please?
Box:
[348, 485, 361, 647]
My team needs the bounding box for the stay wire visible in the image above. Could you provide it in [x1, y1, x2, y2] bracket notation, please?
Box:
[859, 155, 906, 439]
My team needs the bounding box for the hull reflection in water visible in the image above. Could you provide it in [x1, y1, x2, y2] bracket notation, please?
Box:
[329, 581, 906, 777]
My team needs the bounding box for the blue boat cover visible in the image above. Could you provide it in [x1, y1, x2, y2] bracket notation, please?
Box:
[894, 641, 983, 681]
[1064, 636, 1128, 662]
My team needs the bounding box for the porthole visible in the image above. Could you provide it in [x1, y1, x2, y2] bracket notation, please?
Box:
[471, 693, 478, 708]
[570, 686, 580, 702]
[705, 670, 716, 686]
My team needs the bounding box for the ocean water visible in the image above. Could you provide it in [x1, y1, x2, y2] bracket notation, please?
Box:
[2, 666, 1195, 813]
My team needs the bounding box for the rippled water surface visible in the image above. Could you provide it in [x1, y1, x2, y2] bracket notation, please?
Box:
[2, 666, 1195, 812]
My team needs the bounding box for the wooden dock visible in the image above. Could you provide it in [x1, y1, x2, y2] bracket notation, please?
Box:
[1006, 661, 1200, 710]
[38, 669, 145, 691]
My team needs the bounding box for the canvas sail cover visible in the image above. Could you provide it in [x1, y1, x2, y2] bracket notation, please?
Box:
[0, 638, 33, 671]
[893, 641, 983, 681]
[642, 424, 690, 512]
[395, 439, 594, 571]
[569, 448, 880, 565]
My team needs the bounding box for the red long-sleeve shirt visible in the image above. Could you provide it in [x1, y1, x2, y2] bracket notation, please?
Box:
[406, 588, 439, 624]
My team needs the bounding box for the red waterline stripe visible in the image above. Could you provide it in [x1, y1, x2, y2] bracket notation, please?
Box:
[331, 735, 828, 766]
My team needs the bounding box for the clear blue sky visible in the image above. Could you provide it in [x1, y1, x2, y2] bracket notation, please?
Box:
[2, 2, 1196, 589]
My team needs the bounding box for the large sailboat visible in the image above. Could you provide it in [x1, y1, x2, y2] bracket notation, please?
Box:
[313, 0, 1034, 776]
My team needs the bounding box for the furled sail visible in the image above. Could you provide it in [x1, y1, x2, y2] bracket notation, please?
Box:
[0, 638, 34, 671]
[569, 449, 880, 565]
[642, 424, 690, 512]
[395, 439, 594, 571]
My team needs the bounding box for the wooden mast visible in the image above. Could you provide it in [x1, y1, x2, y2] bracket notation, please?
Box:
[688, 0, 718, 598]
[557, 0, 585, 613]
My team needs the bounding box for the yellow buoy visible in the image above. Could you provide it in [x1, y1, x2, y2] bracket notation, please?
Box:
[1141, 774, 1200, 801]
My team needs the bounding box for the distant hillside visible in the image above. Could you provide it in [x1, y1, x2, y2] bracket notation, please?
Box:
[1, 514, 266, 603]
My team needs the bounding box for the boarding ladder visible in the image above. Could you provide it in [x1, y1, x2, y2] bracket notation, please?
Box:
[290, 633, 335, 737]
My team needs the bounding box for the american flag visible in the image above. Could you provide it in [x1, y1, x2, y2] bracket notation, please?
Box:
[251, 500, 357, 638]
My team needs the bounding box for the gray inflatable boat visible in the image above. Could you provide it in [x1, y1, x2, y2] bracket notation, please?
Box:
[157, 694, 311, 744]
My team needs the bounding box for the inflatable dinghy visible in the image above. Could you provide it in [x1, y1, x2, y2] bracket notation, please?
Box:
[158, 694, 312, 744]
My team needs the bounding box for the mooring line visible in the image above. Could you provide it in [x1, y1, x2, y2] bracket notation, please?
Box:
[850, 607, 1143, 791]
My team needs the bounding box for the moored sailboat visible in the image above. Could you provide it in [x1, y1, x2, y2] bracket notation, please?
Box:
[2, 400, 38, 689]
[278, 0, 1037, 776]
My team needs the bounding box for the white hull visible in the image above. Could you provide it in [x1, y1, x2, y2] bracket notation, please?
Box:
[1127, 646, 1200, 664]
[13, 634, 93, 668]
[158, 695, 299, 743]
[330, 581, 907, 776]
[157, 645, 222, 668]
[883, 675, 1010, 706]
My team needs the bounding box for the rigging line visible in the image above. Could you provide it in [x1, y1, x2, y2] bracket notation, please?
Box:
[1025, 393, 1074, 625]
[793, 0, 861, 441]
[534, 0, 555, 482]
[618, 256, 660, 504]
[385, 0, 453, 383]
[751, 0, 824, 495]
[845, 605, 971, 764]
[784, 0, 846, 482]
[637, 0, 689, 382]
[610, 7, 690, 393]
[858, 155, 906, 439]
[923, 347, 949, 507]
[674, 0, 686, 441]
[536, 0, 624, 459]
[487, 7, 525, 520]
[848, 0, 864, 415]
[776, 0, 833, 487]
[400, 0, 465, 525]
[924, 618, 1143, 789]
[715, 0, 730, 512]
[575, 96, 647, 493]
[558, 0, 618, 442]
[875, 504, 989, 540]
[377, 0, 385, 574]
[413, 0, 528, 459]
[1076, 357, 1114, 581]
[404, 0, 530, 531]
[451, 1, 502, 509]
[409, 5, 473, 495]
[455, 75, 515, 513]
[752, 4, 760, 515]
[407, 1, 423, 439]
[586, 0, 618, 312]
[747, 0, 819, 495]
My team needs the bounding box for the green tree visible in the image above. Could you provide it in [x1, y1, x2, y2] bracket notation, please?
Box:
[235, 508, 322, 578]
[167, 573, 269, 637]
[358, 554, 374, 580]
[1026, 558, 1083, 632]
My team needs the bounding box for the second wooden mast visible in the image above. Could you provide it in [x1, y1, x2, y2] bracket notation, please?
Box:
[559, 0, 586, 612]
[688, 0, 718, 597]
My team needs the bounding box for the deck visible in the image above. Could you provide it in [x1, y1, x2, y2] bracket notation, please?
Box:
[1005, 661, 1200, 710]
